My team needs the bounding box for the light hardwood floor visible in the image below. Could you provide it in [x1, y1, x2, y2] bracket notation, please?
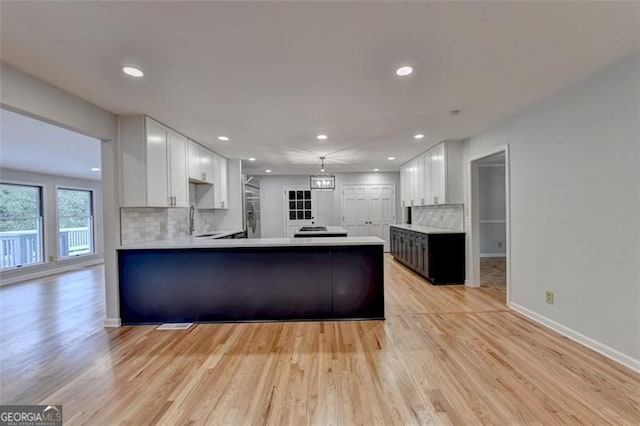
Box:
[1, 256, 638, 425]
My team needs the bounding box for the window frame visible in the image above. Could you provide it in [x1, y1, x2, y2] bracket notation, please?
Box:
[0, 181, 45, 270]
[55, 186, 95, 260]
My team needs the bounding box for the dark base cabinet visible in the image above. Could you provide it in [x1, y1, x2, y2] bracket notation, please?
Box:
[118, 244, 384, 324]
[390, 226, 465, 284]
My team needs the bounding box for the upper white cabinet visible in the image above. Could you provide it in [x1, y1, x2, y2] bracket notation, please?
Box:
[120, 115, 189, 208]
[188, 140, 215, 184]
[212, 153, 228, 209]
[400, 140, 463, 207]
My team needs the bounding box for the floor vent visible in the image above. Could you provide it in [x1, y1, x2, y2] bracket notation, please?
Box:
[156, 323, 193, 330]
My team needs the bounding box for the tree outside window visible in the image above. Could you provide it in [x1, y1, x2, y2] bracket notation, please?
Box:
[57, 188, 94, 258]
[0, 183, 44, 268]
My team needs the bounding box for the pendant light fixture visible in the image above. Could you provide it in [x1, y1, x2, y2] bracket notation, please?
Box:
[310, 156, 335, 190]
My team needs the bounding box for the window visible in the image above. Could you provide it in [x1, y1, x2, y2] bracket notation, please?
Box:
[57, 188, 94, 258]
[0, 183, 44, 268]
[288, 190, 312, 220]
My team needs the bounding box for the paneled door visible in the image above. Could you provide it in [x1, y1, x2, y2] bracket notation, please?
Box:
[342, 184, 396, 251]
[283, 186, 317, 238]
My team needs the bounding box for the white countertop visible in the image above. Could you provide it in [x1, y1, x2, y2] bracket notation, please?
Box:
[391, 224, 466, 234]
[118, 236, 384, 250]
[294, 226, 348, 236]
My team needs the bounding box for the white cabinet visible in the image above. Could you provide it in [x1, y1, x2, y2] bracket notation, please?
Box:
[167, 130, 189, 207]
[400, 140, 463, 207]
[188, 140, 215, 184]
[120, 116, 189, 207]
[212, 153, 228, 209]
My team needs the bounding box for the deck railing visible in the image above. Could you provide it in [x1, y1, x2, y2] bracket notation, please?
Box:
[0, 227, 92, 268]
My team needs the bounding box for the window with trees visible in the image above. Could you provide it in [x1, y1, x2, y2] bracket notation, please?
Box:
[57, 188, 94, 258]
[0, 183, 44, 269]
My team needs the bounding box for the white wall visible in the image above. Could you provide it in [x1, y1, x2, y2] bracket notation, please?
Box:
[479, 165, 506, 255]
[259, 172, 401, 238]
[0, 62, 120, 325]
[0, 168, 104, 285]
[464, 53, 640, 368]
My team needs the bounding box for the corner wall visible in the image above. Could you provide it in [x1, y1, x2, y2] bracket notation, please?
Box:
[463, 53, 640, 369]
[0, 62, 120, 325]
[259, 172, 401, 238]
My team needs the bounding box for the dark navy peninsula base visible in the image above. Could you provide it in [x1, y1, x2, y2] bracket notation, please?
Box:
[118, 245, 384, 324]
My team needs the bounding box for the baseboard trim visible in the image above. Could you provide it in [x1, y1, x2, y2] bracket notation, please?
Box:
[104, 318, 122, 328]
[509, 302, 640, 373]
[0, 258, 104, 286]
[480, 253, 506, 258]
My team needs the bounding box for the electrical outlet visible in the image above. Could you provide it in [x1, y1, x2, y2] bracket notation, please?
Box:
[545, 291, 554, 305]
[48, 255, 54, 262]
[498, 241, 503, 248]
[160, 221, 168, 232]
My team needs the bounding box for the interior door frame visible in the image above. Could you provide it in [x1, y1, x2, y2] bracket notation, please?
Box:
[340, 183, 396, 249]
[467, 144, 511, 306]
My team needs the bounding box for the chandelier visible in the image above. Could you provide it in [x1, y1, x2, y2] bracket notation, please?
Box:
[310, 156, 335, 190]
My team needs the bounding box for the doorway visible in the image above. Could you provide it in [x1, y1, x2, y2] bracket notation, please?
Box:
[341, 183, 395, 251]
[283, 186, 317, 238]
[469, 146, 510, 304]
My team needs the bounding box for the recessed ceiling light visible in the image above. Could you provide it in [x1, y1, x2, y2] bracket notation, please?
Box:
[217, 136, 230, 141]
[248, 157, 256, 161]
[373, 168, 379, 172]
[395, 66, 413, 77]
[91, 167, 100, 172]
[122, 66, 144, 77]
[317, 134, 328, 140]
[387, 157, 395, 160]
[414, 134, 424, 139]
[265, 169, 272, 173]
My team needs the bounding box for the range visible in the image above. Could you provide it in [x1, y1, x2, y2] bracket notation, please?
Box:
[293, 226, 348, 238]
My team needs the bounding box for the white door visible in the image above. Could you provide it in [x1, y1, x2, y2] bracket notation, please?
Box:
[342, 184, 396, 251]
[368, 184, 395, 250]
[342, 185, 369, 236]
[283, 186, 317, 238]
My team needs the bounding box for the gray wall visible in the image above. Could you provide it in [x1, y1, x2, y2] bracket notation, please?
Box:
[463, 53, 640, 367]
[259, 172, 401, 238]
[0, 62, 120, 325]
[0, 168, 104, 285]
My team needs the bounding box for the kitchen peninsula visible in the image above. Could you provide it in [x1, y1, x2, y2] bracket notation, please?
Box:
[118, 236, 384, 324]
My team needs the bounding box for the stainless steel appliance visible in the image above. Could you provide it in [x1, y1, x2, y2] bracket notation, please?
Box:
[243, 176, 261, 238]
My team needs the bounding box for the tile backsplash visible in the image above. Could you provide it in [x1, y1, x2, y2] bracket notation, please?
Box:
[412, 204, 464, 230]
[121, 184, 217, 245]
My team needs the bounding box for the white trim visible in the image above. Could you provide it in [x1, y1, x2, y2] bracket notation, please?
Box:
[104, 317, 122, 328]
[467, 144, 511, 304]
[510, 302, 640, 373]
[480, 253, 506, 258]
[479, 219, 506, 224]
[0, 257, 103, 286]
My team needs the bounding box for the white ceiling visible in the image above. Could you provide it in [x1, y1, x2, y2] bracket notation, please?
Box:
[1, 2, 638, 175]
[0, 108, 101, 181]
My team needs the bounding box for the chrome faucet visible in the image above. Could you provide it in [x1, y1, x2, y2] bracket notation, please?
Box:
[189, 205, 195, 235]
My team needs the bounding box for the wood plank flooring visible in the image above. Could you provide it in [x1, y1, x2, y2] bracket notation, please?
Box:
[1, 256, 638, 425]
